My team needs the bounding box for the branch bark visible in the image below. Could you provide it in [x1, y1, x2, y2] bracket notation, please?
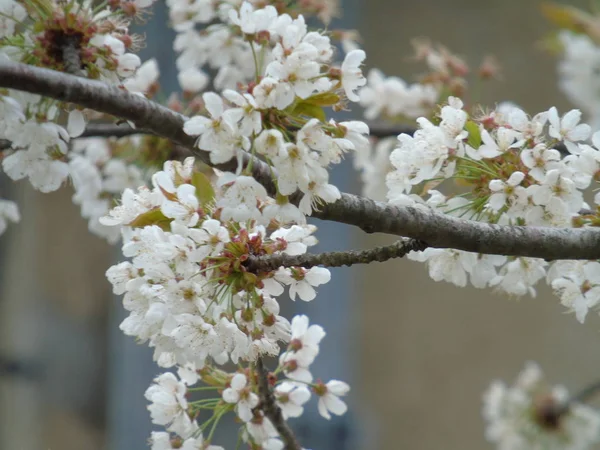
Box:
[1, 60, 599, 260]
[246, 238, 428, 272]
[80, 122, 156, 138]
[256, 358, 301, 450]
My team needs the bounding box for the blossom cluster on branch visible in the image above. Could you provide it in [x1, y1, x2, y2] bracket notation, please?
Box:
[2, 0, 600, 449]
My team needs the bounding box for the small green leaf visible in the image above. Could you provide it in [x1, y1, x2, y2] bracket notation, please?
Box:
[541, 3, 587, 33]
[292, 102, 326, 122]
[191, 171, 215, 207]
[465, 120, 481, 148]
[128, 208, 173, 230]
[303, 92, 341, 107]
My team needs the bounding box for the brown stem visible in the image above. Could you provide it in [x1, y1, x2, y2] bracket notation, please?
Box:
[79, 122, 155, 138]
[246, 238, 428, 272]
[256, 358, 301, 450]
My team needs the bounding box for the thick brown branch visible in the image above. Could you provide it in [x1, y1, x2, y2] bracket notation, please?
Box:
[256, 358, 301, 450]
[1, 60, 600, 260]
[80, 123, 156, 138]
[246, 238, 428, 272]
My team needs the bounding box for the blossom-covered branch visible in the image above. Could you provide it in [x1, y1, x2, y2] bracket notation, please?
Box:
[246, 238, 428, 272]
[2, 59, 600, 260]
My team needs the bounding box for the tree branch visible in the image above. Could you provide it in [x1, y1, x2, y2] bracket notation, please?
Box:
[246, 238, 428, 272]
[79, 122, 156, 138]
[569, 380, 600, 407]
[1, 60, 599, 260]
[256, 358, 301, 450]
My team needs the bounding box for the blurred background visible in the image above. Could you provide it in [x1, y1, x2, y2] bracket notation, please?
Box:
[1, 0, 598, 449]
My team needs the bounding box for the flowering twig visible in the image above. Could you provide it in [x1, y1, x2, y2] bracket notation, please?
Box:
[256, 358, 301, 450]
[246, 238, 428, 272]
[2, 60, 600, 260]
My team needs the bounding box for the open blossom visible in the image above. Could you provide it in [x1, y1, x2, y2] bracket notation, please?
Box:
[547, 107, 590, 154]
[315, 380, 350, 420]
[145, 373, 197, 438]
[229, 2, 277, 35]
[183, 92, 245, 164]
[217, 174, 268, 222]
[223, 373, 259, 422]
[340, 49, 366, 101]
[279, 315, 325, 383]
[124, 59, 160, 95]
[274, 382, 311, 419]
[547, 261, 600, 323]
[359, 68, 438, 120]
[488, 172, 526, 212]
[278, 266, 331, 301]
[557, 31, 600, 129]
[178, 67, 209, 93]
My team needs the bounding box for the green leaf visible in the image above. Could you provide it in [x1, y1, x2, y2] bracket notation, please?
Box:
[292, 102, 326, 122]
[541, 3, 587, 33]
[303, 92, 341, 107]
[191, 171, 215, 207]
[465, 120, 481, 148]
[128, 208, 173, 230]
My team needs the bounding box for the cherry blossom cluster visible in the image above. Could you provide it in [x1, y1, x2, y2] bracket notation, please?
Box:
[177, 1, 369, 216]
[167, 0, 346, 93]
[3, 1, 600, 448]
[0, 90, 154, 240]
[354, 41, 497, 202]
[483, 362, 600, 450]
[556, 31, 600, 132]
[544, 4, 600, 131]
[1, 0, 151, 80]
[102, 157, 348, 448]
[0, 0, 163, 238]
[380, 96, 600, 322]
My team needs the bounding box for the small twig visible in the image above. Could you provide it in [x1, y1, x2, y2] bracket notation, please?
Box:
[538, 379, 600, 424]
[571, 380, 600, 405]
[256, 358, 301, 450]
[246, 238, 428, 272]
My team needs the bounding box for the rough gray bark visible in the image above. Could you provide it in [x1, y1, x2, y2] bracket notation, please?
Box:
[1, 60, 600, 260]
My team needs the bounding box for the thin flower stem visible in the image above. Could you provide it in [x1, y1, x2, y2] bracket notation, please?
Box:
[207, 410, 226, 443]
[249, 41, 260, 83]
[569, 380, 600, 406]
